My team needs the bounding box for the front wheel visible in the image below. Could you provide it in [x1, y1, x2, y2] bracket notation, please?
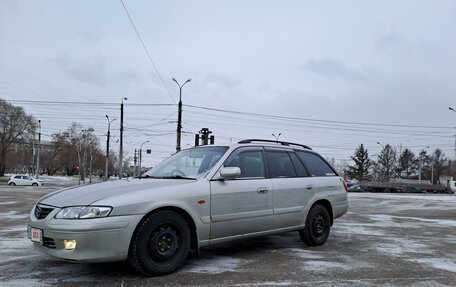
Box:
[128, 211, 191, 276]
[32, 183, 38, 186]
[8, 182, 16, 186]
[299, 204, 330, 247]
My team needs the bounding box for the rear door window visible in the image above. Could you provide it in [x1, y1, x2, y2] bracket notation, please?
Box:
[265, 151, 296, 178]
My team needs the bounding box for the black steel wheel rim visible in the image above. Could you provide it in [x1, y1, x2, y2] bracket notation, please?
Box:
[148, 225, 180, 262]
[313, 214, 326, 236]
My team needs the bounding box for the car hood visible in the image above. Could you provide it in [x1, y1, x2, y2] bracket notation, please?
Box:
[38, 178, 195, 207]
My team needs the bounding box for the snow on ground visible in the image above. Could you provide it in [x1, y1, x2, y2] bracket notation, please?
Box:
[0, 201, 18, 205]
[184, 256, 252, 274]
[349, 192, 456, 202]
[0, 191, 454, 286]
[407, 258, 456, 273]
[0, 211, 28, 220]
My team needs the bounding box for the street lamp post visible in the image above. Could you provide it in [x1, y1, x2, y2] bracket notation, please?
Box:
[272, 133, 281, 143]
[172, 78, 191, 153]
[449, 107, 456, 160]
[119, 97, 128, 178]
[36, 120, 41, 179]
[139, 140, 149, 175]
[105, 115, 116, 181]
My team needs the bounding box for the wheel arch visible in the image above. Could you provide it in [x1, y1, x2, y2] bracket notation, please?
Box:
[309, 199, 333, 226]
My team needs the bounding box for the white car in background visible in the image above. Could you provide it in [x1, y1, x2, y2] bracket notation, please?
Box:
[8, 175, 43, 186]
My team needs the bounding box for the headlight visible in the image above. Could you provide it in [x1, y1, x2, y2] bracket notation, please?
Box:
[55, 206, 112, 219]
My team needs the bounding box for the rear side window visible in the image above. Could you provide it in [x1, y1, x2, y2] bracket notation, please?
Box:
[296, 151, 336, 177]
[266, 151, 296, 178]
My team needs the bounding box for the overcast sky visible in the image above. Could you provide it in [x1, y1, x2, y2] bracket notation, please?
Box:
[1, 0, 456, 167]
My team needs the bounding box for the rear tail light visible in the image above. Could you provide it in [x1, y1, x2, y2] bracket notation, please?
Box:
[340, 178, 349, 192]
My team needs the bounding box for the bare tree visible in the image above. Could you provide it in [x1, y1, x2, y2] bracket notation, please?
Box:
[0, 99, 37, 176]
[430, 149, 447, 184]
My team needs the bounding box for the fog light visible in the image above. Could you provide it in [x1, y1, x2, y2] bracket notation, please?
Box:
[64, 240, 77, 250]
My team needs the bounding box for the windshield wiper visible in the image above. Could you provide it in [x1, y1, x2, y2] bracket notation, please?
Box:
[160, 175, 196, 180]
[137, 175, 196, 180]
[137, 175, 160, 179]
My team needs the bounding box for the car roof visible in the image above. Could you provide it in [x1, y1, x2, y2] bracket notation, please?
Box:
[237, 139, 312, 150]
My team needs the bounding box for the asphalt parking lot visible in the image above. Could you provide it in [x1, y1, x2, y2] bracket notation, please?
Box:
[0, 183, 455, 287]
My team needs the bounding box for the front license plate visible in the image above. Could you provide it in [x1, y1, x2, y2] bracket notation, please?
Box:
[30, 227, 43, 243]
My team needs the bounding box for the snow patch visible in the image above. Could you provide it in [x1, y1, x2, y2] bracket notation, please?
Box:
[183, 256, 250, 274]
[334, 223, 385, 236]
[0, 211, 27, 220]
[286, 248, 324, 260]
[408, 258, 456, 273]
[375, 239, 429, 256]
[350, 193, 456, 202]
[0, 201, 18, 205]
[0, 225, 27, 233]
[303, 260, 351, 271]
[369, 214, 456, 228]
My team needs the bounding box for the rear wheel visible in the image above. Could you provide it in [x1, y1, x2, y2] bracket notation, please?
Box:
[128, 211, 191, 276]
[299, 204, 330, 246]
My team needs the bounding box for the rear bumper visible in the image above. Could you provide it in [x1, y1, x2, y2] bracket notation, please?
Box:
[333, 200, 349, 219]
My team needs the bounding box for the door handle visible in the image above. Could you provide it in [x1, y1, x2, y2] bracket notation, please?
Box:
[257, 187, 269, 194]
[306, 185, 313, 190]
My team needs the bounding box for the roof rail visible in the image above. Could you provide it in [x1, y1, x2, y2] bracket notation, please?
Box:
[238, 139, 312, 150]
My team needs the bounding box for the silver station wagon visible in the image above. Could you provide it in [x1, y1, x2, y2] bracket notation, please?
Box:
[28, 139, 348, 276]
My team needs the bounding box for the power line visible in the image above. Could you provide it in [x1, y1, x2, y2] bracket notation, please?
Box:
[184, 104, 453, 130]
[119, 0, 175, 103]
[6, 99, 174, 106]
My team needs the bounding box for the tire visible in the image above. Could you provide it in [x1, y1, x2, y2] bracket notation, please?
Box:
[8, 182, 16, 186]
[128, 211, 191, 276]
[299, 204, 331, 247]
[32, 183, 38, 186]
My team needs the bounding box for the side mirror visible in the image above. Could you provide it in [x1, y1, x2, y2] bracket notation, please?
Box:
[220, 167, 241, 179]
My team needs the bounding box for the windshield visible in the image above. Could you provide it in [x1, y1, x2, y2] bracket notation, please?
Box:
[143, 146, 228, 179]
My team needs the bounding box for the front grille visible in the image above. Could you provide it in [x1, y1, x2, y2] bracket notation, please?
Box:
[34, 204, 54, 220]
[43, 237, 56, 249]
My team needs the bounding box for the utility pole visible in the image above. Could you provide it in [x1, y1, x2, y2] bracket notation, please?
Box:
[133, 149, 138, 177]
[89, 144, 93, 184]
[119, 97, 128, 178]
[449, 108, 456, 159]
[105, 115, 116, 181]
[139, 140, 149, 175]
[172, 78, 191, 153]
[36, 120, 41, 179]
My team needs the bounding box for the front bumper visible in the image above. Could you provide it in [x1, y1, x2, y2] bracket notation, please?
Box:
[27, 205, 143, 263]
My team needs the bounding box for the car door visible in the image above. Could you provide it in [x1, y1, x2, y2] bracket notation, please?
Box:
[23, 176, 33, 185]
[18, 176, 28, 186]
[209, 147, 273, 240]
[265, 149, 316, 229]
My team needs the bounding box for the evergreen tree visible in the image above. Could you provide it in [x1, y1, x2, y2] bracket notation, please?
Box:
[396, 148, 418, 179]
[346, 144, 372, 181]
[376, 144, 396, 182]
